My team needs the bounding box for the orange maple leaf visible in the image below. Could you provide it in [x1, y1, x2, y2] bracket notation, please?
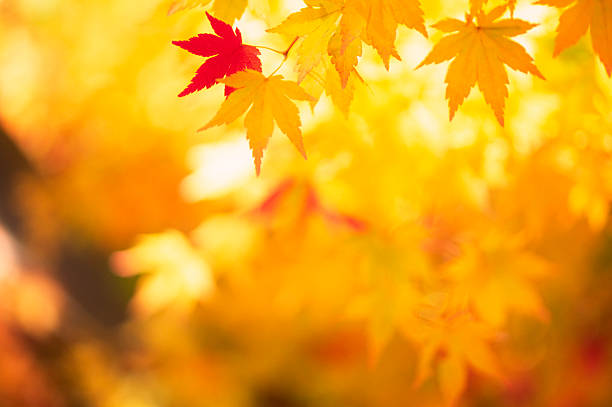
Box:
[347, 0, 428, 68]
[417, 5, 544, 126]
[202, 70, 314, 175]
[538, 0, 612, 76]
[410, 310, 504, 406]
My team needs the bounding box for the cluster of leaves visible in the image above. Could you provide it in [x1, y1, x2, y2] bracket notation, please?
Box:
[2, 0, 612, 405]
[172, 0, 612, 173]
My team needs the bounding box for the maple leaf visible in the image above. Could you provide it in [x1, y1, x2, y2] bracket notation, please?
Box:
[328, 2, 364, 87]
[298, 57, 363, 115]
[268, 0, 344, 83]
[168, 0, 248, 23]
[211, 0, 249, 24]
[173, 12, 262, 97]
[417, 6, 544, 126]
[445, 241, 551, 327]
[202, 70, 315, 175]
[348, 278, 421, 363]
[268, 1, 364, 111]
[351, 0, 428, 68]
[410, 311, 504, 406]
[112, 230, 214, 316]
[538, 0, 612, 76]
[269, 0, 427, 86]
[324, 65, 363, 115]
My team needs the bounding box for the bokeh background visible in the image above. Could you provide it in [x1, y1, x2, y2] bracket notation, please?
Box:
[0, 0, 611, 405]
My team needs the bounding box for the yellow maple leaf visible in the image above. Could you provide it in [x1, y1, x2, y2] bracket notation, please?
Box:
[417, 5, 544, 126]
[268, 0, 364, 99]
[112, 230, 214, 316]
[211, 0, 249, 23]
[202, 70, 315, 175]
[328, 2, 364, 87]
[299, 57, 363, 115]
[324, 66, 363, 115]
[269, 0, 426, 86]
[268, 0, 344, 83]
[168, 0, 248, 23]
[538, 0, 612, 76]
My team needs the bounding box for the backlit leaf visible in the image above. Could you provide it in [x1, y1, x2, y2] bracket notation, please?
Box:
[202, 70, 314, 175]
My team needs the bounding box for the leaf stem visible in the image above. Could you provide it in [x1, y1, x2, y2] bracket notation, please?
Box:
[247, 45, 285, 55]
[248, 35, 299, 57]
[269, 57, 287, 76]
[282, 36, 299, 57]
[267, 36, 299, 77]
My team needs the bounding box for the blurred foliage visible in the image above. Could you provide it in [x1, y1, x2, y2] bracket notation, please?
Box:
[0, 0, 611, 406]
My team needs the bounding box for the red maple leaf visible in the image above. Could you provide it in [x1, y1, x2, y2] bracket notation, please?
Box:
[173, 12, 262, 97]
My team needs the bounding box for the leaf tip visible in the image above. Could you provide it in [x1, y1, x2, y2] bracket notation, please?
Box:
[496, 115, 505, 127]
[534, 69, 546, 80]
[297, 145, 307, 160]
[198, 119, 217, 132]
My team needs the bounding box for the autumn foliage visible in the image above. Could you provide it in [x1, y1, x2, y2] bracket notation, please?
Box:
[0, 0, 612, 406]
[171, 0, 610, 171]
[173, 13, 262, 97]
